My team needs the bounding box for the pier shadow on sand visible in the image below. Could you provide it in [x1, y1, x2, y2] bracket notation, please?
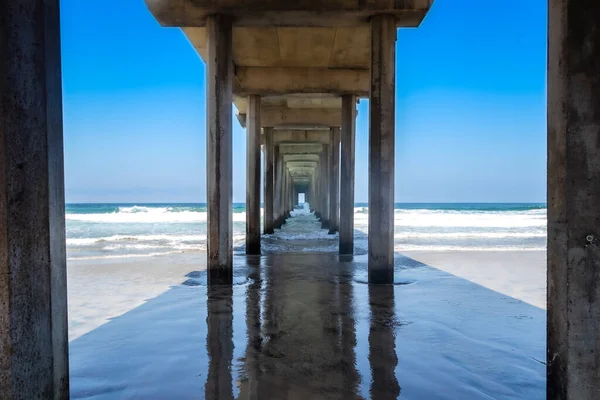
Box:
[69, 248, 546, 399]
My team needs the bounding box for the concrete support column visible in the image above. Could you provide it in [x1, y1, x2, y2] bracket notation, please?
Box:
[282, 162, 288, 220]
[320, 145, 330, 229]
[206, 14, 233, 284]
[246, 95, 261, 255]
[273, 146, 282, 228]
[263, 128, 275, 234]
[329, 127, 341, 234]
[368, 15, 396, 284]
[547, 1, 600, 398]
[314, 165, 321, 216]
[0, 2, 69, 398]
[340, 95, 357, 255]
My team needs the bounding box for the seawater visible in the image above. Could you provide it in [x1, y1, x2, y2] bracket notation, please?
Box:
[66, 202, 546, 260]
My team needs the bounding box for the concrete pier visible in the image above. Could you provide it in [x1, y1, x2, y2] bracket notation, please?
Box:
[246, 95, 261, 255]
[263, 128, 275, 234]
[0, 1, 69, 398]
[339, 95, 357, 255]
[547, 1, 600, 398]
[206, 15, 233, 284]
[328, 127, 341, 234]
[368, 14, 397, 284]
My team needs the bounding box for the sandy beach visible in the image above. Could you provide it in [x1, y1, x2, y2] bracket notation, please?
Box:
[405, 250, 546, 309]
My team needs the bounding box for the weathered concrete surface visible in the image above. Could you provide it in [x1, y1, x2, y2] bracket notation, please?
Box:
[368, 15, 396, 284]
[146, 0, 434, 27]
[246, 95, 261, 255]
[339, 95, 357, 254]
[0, 1, 69, 398]
[547, 1, 600, 398]
[263, 128, 275, 234]
[278, 143, 323, 154]
[283, 154, 320, 163]
[235, 67, 369, 96]
[206, 15, 234, 284]
[255, 107, 342, 128]
[270, 129, 331, 145]
[328, 127, 340, 234]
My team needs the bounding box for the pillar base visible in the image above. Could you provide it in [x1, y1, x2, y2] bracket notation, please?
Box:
[328, 229, 337, 235]
[207, 268, 233, 285]
[245, 244, 260, 256]
[339, 243, 354, 255]
[368, 268, 394, 285]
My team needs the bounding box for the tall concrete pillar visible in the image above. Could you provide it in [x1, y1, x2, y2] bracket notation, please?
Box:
[273, 146, 282, 228]
[329, 127, 341, 234]
[206, 14, 233, 284]
[263, 128, 275, 234]
[320, 144, 330, 229]
[314, 164, 321, 217]
[340, 95, 357, 255]
[368, 15, 396, 284]
[246, 95, 261, 255]
[547, 1, 600, 398]
[0, 2, 69, 398]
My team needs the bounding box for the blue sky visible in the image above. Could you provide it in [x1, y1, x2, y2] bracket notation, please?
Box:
[61, 0, 547, 203]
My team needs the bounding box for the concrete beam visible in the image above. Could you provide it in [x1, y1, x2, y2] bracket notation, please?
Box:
[240, 107, 342, 128]
[286, 161, 318, 169]
[272, 129, 331, 145]
[279, 143, 323, 154]
[235, 67, 369, 96]
[145, 0, 433, 27]
[283, 154, 320, 163]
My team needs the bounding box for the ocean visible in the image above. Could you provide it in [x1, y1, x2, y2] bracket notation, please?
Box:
[65, 203, 546, 260]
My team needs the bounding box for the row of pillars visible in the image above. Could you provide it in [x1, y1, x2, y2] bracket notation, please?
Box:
[251, 118, 354, 252]
[2, 1, 600, 398]
[207, 13, 394, 284]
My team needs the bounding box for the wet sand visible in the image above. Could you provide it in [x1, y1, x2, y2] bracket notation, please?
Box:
[68, 252, 545, 399]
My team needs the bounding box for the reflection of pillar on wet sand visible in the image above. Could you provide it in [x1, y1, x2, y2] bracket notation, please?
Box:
[338, 269, 360, 396]
[205, 285, 234, 400]
[369, 284, 400, 399]
[254, 257, 285, 397]
[240, 261, 262, 399]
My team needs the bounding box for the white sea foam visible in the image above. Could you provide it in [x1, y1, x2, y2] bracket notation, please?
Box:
[67, 210, 247, 223]
[392, 231, 546, 239]
[65, 203, 548, 257]
[352, 209, 546, 229]
[67, 234, 208, 246]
